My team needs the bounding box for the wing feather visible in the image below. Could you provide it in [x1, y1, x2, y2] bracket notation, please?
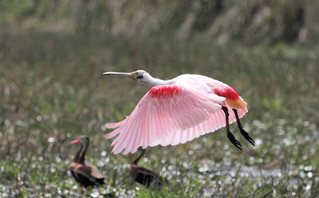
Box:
[105, 84, 247, 154]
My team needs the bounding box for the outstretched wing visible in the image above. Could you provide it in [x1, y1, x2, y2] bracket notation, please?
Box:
[105, 85, 227, 154]
[166, 107, 247, 145]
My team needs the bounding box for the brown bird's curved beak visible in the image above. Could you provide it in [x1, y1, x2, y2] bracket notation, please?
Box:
[70, 138, 80, 144]
[103, 71, 136, 78]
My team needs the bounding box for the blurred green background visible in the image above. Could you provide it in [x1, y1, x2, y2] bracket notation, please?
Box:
[1, 0, 319, 197]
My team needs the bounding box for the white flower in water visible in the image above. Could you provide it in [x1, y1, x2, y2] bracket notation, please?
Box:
[48, 137, 55, 143]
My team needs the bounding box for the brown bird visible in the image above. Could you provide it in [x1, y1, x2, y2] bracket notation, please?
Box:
[130, 149, 166, 188]
[70, 135, 105, 194]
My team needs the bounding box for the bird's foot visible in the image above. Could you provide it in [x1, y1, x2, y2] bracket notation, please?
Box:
[239, 128, 255, 146]
[227, 131, 242, 150]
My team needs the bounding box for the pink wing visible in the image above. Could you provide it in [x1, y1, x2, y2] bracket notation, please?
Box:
[105, 85, 247, 154]
[104, 118, 127, 129]
[166, 107, 247, 145]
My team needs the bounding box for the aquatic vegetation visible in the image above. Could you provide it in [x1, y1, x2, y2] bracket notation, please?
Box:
[0, 32, 319, 197]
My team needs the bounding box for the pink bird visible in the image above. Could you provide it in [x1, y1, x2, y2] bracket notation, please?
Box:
[103, 70, 254, 154]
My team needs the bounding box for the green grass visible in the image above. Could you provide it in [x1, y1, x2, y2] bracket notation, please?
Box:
[1, 30, 319, 197]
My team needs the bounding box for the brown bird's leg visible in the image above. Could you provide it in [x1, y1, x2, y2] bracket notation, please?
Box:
[233, 109, 255, 146]
[222, 106, 241, 150]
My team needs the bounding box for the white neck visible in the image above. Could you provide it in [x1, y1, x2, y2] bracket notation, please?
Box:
[149, 78, 174, 86]
[140, 74, 175, 87]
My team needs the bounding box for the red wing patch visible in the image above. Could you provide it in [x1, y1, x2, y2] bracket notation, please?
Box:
[213, 86, 239, 100]
[149, 85, 182, 98]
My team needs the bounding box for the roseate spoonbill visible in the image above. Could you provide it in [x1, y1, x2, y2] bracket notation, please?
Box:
[70, 136, 105, 194]
[130, 149, 166, 188]
[103, 70, 254, 154]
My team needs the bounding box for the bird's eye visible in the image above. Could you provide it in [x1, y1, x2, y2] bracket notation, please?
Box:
[137, 75, 143, 79]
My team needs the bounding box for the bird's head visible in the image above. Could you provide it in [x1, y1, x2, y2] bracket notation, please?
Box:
[70, 135, 89, 147]
[103, 70, 154, 86]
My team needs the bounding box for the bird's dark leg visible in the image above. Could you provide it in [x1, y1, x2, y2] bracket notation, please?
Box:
[233, 109, 255, 146]
[222, 106, 241, 150]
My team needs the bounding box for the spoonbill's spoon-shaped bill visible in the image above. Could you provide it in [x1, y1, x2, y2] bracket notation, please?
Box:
[103, 70, 255, 154]
[103, 71, 134, 76]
